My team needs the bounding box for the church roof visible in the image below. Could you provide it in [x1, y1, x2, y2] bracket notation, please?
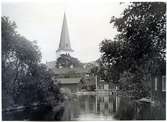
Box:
[56, 13, 73, 52]
[52, 67, 90, 75]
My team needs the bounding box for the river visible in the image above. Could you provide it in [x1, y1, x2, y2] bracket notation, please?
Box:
[2, 94, 165, 120]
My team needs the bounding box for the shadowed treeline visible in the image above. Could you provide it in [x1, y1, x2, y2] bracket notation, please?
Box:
[2, 17, 63, 117]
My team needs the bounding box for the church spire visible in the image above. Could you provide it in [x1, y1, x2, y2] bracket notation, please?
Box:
[56, 13, 73, 53]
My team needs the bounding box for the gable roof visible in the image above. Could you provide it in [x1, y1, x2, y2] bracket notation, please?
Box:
[53, 67, 89, 74]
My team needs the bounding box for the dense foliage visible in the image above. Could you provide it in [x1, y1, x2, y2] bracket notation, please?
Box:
[100, 2, 166, 98]
[56, 54, 81, 68]
[79, 76, 96, 91]
[2, 17, 62, 109]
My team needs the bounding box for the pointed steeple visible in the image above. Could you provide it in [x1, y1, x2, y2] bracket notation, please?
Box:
[56, 13, 73, 52]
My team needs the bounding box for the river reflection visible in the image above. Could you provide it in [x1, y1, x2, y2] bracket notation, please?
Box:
[3, 94, 165, 120]
[62, 95, 165, 120]
[64, 95, 118, 120]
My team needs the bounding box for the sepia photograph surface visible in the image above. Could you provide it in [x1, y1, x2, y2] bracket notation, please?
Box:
[1, 0, 166, 120]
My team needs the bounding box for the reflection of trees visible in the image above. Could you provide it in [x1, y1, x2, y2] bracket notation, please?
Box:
[79, 95, 86, 112]
[61, 95, 165, 120]
[89, 95, 95, 112]
[113, 96, 116, 113]
[114, 97, 136, 120]
[95, 95, 119, 115]
[114, 98, 165, 120]
[78, 95, 96, 113]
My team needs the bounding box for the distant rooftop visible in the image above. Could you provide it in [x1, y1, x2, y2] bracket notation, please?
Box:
[52, 67, 90, 75]
[57, 78, 81, 84]
[46, 61, 56, 69]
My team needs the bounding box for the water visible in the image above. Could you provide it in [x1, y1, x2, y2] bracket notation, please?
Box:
[3, 94, 166, 120]
[65, 95, 118, 120]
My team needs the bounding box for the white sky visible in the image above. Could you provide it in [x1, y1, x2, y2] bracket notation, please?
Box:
[2, 0, 129, 63]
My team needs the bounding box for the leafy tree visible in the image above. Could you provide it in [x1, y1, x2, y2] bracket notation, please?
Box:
[15, 64, 62, 105]
[110, 2, 166, 72]
[56, 54, 81, 68]
[100, 2, 166, 98]
[2, 16, 62, 109]
[79, 76, 96, 91]
[100, 40, 128, 83]
[2, 17, 41, 95]
[90, 66, 99, 76]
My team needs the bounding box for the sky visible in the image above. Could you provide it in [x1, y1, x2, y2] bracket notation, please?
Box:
[2, 0, 129, 63]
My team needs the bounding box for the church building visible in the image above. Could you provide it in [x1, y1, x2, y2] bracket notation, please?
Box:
[46, 13, 96, 93]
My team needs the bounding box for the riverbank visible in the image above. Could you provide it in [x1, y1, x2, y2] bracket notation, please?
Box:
[2, 103, 44, 113]
[2, 101, 61, 113]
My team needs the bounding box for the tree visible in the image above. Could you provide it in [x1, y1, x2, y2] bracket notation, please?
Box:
[100, 2, 166, 98]
[2, 16, 62, 109]
[100, 40, 128, 83]
[56, 54, 81, 68]
[79, 76, 96, 91]
[2, 17, 41, 94]
[110, 2, 166, 71]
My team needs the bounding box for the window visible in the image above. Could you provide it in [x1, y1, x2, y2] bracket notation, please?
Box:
[162, 76, 166, 92]
[155, 77, 157, 91]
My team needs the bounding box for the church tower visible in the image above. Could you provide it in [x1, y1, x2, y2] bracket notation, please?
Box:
[56, 13, 74, 58]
